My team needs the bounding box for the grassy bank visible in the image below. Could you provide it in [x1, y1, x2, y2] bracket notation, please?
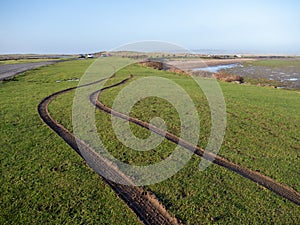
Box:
[1, 59, 299, 224]
[0, 60, 140, 225]
[50, 61, 299, 224]
[97, 65, 300, 224]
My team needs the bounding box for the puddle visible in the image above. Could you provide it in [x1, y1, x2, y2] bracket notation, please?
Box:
[56, 78, 79, 82]
[193, 63, 239, 73]
[287, 78, 299, 81]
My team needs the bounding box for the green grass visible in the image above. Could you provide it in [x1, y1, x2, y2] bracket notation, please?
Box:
[97, 64, 299, 187]
[243, 77, 284, 87]
[244, 59, 300, 68]
[50, 62, 299, 224]
[95, 64, 300, 224]
[0, 60, 141, 225]
[1, 59, 300, 224]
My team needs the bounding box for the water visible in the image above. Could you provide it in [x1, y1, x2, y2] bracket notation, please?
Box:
[287, 78, 299, 81]
[223, 64, 300, 89]
[192, 61, 300, 89]
[193, 64, 239, 73]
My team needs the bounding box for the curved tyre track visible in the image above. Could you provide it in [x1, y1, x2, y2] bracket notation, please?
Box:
[92, 78, 300, 207]
[38, 74, 300, 225]
[38, 77, 181, 225]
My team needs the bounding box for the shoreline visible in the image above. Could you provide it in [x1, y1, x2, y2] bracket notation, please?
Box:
[166, 58, 255, 70]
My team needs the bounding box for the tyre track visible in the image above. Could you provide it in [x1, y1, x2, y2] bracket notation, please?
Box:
[38, 77, 182, 225]
[92, 77, 300, 206]
[38, 73, 300, 225]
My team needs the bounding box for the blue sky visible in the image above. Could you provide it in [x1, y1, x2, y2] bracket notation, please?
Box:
[0, 0, 299, 54]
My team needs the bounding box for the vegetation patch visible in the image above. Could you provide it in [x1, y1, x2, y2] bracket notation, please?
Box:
[213, 72, 244, 83]
[139, 61, 164, 70]
[1, 60, 300, 224]
[0, 60, 141, 225]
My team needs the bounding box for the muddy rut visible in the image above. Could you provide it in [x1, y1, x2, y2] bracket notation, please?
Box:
[92, 77, 300, 207]
[38, 75, 299, 224]
[38, 77, 181, 225]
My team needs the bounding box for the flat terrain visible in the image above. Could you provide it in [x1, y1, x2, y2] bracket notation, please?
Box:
[0, 60, 141, 225]
[1, 59, 300, 224]
[228, 59, 300, 89]
[169, 58, 300, 89]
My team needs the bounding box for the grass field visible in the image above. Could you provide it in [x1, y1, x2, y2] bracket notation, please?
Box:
[244, 59, 300, 68]
[97, 64, 300, 224]
[1, 59, 300, 224]
[0, 60, 140, 225]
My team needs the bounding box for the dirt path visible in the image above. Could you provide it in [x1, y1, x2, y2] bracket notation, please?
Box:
[38, 77, 181, 225]
[0, 61, 63, 80]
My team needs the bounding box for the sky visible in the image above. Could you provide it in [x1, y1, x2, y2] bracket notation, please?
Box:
[0, 0, 300, 54]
